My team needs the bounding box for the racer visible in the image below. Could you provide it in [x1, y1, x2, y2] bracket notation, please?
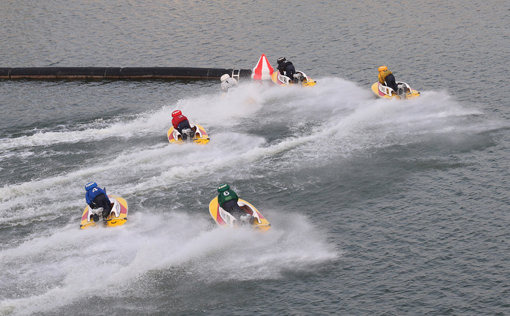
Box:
[276, 57, 297, 82]
[220, 74, 238, 93]
[217, 184, 254, 223]
[171, 110, 194, 141]
[85, 182, 112, 220]
[378, 66, 399, 93]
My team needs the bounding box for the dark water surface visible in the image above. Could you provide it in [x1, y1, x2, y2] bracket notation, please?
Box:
[1, 1, 509, 315]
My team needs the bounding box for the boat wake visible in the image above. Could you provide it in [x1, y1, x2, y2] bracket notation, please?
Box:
[0, 77, 502, 314]
[0, 211, 336, 315]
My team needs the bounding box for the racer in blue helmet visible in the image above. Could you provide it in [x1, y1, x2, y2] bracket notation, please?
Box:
[85, 182, 112, 220]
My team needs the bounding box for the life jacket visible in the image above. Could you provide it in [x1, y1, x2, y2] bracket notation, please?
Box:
[218, 189, 239, 208]
[85, 186, 107, 206]
[172, 114, 188, 129]
[378, 69, 393, 85]
[278, 61, 294, 75]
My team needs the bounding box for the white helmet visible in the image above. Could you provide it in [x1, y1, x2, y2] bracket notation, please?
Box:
[220, 74, 230, 82]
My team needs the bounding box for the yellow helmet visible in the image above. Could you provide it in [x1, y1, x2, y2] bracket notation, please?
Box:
[378, 66, 388, 72]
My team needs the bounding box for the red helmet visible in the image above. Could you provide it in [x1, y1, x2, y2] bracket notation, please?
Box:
[172, 110, 182, 117]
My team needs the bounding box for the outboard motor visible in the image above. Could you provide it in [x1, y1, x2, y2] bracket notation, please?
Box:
[240, 214, 255, 225]
[396, 84, 406, 99]
[293, 72, 303, 83]
[181, 128, 194, 142]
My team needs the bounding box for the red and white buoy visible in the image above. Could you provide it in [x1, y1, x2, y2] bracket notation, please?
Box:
[251, 54, 274, 80]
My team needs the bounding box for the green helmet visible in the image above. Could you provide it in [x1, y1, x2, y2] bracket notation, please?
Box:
[217, 183, 230, 192]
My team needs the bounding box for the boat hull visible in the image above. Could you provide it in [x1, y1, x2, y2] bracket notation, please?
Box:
[271, 71, 316, 87]
[371, 82, 420, 100]
[80, 195, 128, 229]
[167, 124, 210, 144]
[209, 197, 271, 231]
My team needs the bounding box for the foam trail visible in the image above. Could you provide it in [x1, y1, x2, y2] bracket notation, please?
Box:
[0, 211, 337, 315]
[0, 109, 167, 151]
[0, 82, 267, 152]
[0, 77, 503, 315]
[0, 78, 502, 227]
[0, 131, 267, 224]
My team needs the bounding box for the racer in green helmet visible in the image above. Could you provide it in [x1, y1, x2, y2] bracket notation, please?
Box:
[217, 184, 251, 221]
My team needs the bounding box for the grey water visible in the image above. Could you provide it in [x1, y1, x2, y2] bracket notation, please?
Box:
[1, 1, 509, 315]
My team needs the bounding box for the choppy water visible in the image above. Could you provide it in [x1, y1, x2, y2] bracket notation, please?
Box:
[1, 1, 509, 315]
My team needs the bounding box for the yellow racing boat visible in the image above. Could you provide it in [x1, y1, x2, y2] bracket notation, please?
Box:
[371, 81, 420, 100]
[209, 197, 271, 232]
[80, 195, 128, 229]
[271, 70, 316, 87]
[167, 124, 210, 144]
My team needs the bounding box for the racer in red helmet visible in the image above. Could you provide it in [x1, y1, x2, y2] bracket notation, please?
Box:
[171, 110, 193, 140]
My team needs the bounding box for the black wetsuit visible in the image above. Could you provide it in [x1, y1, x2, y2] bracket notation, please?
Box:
[177, 120, 191, 134]
[385, 73, 399, 92]
[177, 120, 193, 140]
[90, 193, 112, 219]
[221, 199, 245, 219]
[277, 61, 296, 81]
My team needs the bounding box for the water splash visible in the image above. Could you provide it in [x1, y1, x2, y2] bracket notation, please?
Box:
[0, 211, 337, 315]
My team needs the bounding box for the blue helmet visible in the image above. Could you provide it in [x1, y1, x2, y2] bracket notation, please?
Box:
[85, 182, 98, 191]
[217, 183, 230, 193]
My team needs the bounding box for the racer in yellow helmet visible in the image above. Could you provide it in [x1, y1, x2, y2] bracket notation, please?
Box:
[378, 66, 398, 92]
